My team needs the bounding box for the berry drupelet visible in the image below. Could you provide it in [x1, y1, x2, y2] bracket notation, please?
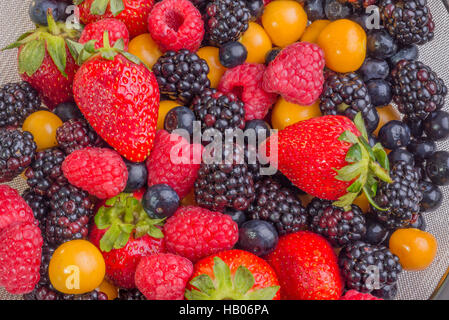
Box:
[153, 50, 210, 105]
[22, 188, 50, 232]
[0, 81, 41, 128]
[115, 288, 146, 300]
[247, 177, 307, 236]
[307, 198, 366, 247]
[0, 128, 36, 183]
[56, 118, 104, 155]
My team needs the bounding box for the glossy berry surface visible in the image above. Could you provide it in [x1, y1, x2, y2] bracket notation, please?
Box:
[388, 148, 415, 166]
[324, 0, 352, 20]
[304, 0, 326, 21]
[407, 138, 436, 160]
[123, 160, 148, 193]
[142, 184, 180, 219]
[364, 215, 390, 246]
[367, 29, 397, 59]
[237, 220, 279, 257]
[426, 151, 449, 186]
[388, 44, 419, 67]
[22, 110, 63, 151]
[419, 181, 443, 212]
[423, 110, 449, 141]
[239, 22, 272, 64]
[358, 58, 390, 82]
[164, 106, 196, 137]
[128, 33, 163, 69]
[223, 209, 247, 227]
[378, 120, 411, 150]
[53, 102, 83, 123]
[219, 41, 248, 69]
[29, 0, 67, 26]
[366, 79, 392, 107]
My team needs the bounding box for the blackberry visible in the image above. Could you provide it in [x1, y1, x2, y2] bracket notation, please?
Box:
[320, 71, 379, 133]
[247, 177, 307, 236]
[0, 81, 41, 128]
[116, 288, 146, 300]
[24, 148, 67, 197]
[192, 88, 245, 141]
[0, 128, 36, 183]
[339, 0, 378, 11]
[338, 241, 402, 293]
[153, 50, 210, 105]
[45, 184, 95, 245]
[390, 60, 447, 120]
[62, 290, 108, 300]
[204, 0, 251, 46]
[380, 0, 435, 46]
[307, 198, 366, 247]
[22, 188, 50, 232]
[56, 118, 104, 155]
[23, 283, 62, 300]
[372, 161, 423, 229]
[195, 144, 255, 212]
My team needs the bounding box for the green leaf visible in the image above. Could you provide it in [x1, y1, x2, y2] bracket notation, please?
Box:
[213, 257, 232, 292]
[335, 162, 363, 182]
[90, 0, 110, 15]
[363, 185, 388, 212]
[185, 289, 211, 300]
[45, 34, 67, 77]
[372, 143, 390, 171]
[346, 144, 362, 163]
[2, 31, 35, 50]
[113, 38, 125, 51]
[359, 137, 376, 161]
[46, 9, 60, 35]
[95, 207, 111, 229]
[189, 274, 215, 296]
[66, 39, 84, 62]
[246, 286, 280, 300]
[333, 192, 359, 210]
[338, 130, 359, 145]
[347, 179, 363, 194]
[147, 225, 164, 239]
[18, 39, 45, 76]
[114, 230, 131, 249]
[101, 50, 117, 60]
[110, 0, 125, 16]
[84, 40, 97, 53]
[353, 112, 369, 141]
[73, 0, 85, 5]
[99, 224, 121, 252]
[234, 266, 254, 295]
[122, 52, 142, 65]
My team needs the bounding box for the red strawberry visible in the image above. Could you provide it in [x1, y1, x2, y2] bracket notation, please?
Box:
[185, 249, 280, 300]
[76, 0, 154, 38]
[266, 114, 392, 209]
[90, 193, 165, 289]
[265, 231, 343, 300]
[5, 12, 81, 109]
[72, 36, 160, 162]
[79, 18, 129, 50]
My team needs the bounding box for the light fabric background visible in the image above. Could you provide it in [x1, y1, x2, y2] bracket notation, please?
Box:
[0, 0, 448, 300]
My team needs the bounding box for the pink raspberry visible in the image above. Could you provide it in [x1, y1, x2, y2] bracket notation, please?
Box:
[79, 18, 130, 50]
[0, 221, 42, 294]
[163, 206, 238, 262]
[148, 0, 204, 52]
[218, 63, 277, 121]
[0, 185, 35, 231]
[340, 290, 383, 300]
[146, 130, 203, 199]
[135, 253, 193, 300]
[62, 147, 128, 199]
[263, 42, 325, 106]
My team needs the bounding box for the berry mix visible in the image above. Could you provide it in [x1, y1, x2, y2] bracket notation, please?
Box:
[0, 0, 446, 300]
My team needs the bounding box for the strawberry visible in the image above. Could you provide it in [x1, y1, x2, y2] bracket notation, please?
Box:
[265, 231, 343, 300]
[70, 33, 160, 162]
[75, 0, 154, 38]
[4, 11, 81, 109]
[89, 193, 165, 288]
[185, 249, 280, 300]
[266, 114, 392, 209]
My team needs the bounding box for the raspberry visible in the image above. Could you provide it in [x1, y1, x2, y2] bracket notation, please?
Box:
[0, 185, 35, 231]
[340, 290, 383, 300]
[218, 63, 277, 121]
[148, 0, 204, 52]
[135, 253, 193, 300]
[79, 18, 130, 50]
[262, 42, 325, 106]
[163, 206, 239, 262]
[146, 130, 203, 199]
[0, 221, 42, 294]
[62, 148, 128, 199]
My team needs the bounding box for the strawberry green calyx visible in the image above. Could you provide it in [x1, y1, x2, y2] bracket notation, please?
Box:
[95, 193, 165, 252]
[3, 10, 80, 77]
[333, 113, 393, 211]
[185, 257, 280, 300]
[74, 0, 125, 16]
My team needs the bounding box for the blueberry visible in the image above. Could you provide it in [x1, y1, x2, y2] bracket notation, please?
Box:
[142, 184, 180, 219]
[304, 0, 326, 21]
[246, 0, 264, 19]
[244, 119, 271, 143]
[224, 209, 247, 227]
[29, 0, 65, 25]
[407, 138, 436, 160]
[368, 134, 378, 147]
[388, 148, 415, 166]
[350, 12, 373, 31]
[378, 120, 411, 150]
[366, 79, 392, 107]
[372, 283, 397, 300]
[53, 102, 83, 122]
[265, 48, 281, 65]
[388, 44, 419, 67]
[403, 117, 424, 139]
[423, 110, 449, 141]
[364, 215, 390, 245]
[237, 220, 279, 256]
[419, 181, 443, 212]
[324, 0, 352, 20]
[219, 41, 248, 68]
[364, 107, 380, 134]
[409, 214, 426, 231]
[358, 58, 390, 81]
[426, 151, 449, 186]
[164, 106, 196, 137]
[367, 29, 398, 59]
[123, 160, 148, 193]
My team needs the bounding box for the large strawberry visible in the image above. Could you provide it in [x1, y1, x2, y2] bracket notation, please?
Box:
[4, 11, 80, 109]
[70, 33, 160, 162]
[266, 113, 392, 209]
[90, 193, 165, 288]
[75, 0, 154, 38]
[265, 231, 343, 300]
[185, 249, 280, 300]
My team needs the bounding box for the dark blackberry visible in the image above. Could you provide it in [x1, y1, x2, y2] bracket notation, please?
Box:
[247, 177, 307, 236]
[320, 70, 379, 133]
[372, 283, 398, 300]
[372, 161, 423, 229]
[153, 50, 210, 105]
[0, 81, 41, 128]
[324, 0, 353, 20]
[307, 198, 366, 247]
[192, 88, 245, 141]
[390, 60, 447, 120]
[24, 148, 67, 197]
[45, 184, 95, 245]
[204, 0, 251, 46]
[195, 144, 255, 212]
[338, 0, 378, 12]
[338, 241, 402, 293]
[62, 290, 108, 300]
[116, 288, 146, 300]
[22, 188, 50, 232]
[23, 283, 62, 300]
[0, 128, 36, 183]
[56, 118, 104, 155]
[380, 0, 435, 46]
